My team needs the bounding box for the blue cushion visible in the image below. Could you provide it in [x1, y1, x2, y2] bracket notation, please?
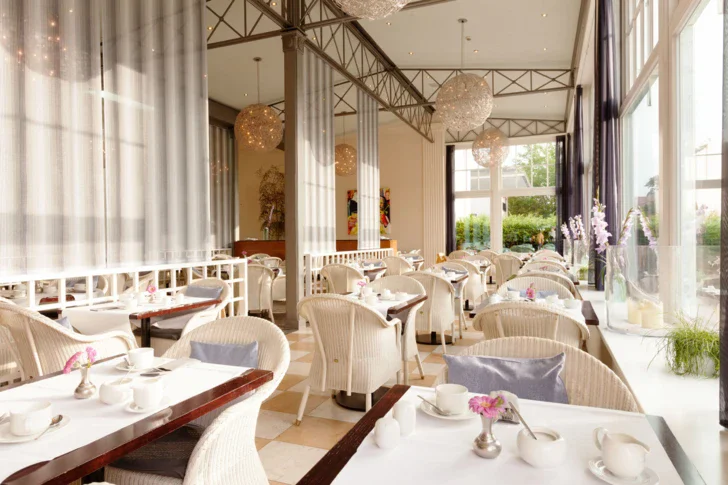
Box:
[443, 353, 568, 404]
[56, 316, 73, 332]
[190, 341, 258, 368]
[184, 285, 223, 299]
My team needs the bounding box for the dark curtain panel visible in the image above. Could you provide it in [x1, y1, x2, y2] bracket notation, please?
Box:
[594, 0, 622, 290]
[445, 145, 456, 254]
[719, 0, 728, 429]
[555, 135, 568, 253]
[572, 85, 585, 218]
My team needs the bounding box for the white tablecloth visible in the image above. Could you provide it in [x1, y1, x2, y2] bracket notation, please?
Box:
[63, 296, 215, 335]
[0, 357, 248, 482]
[332, 386, 684, 485]
[2, 290, 105, 307]
[479, 298, 586, 323]
[348, 294, 418, 319]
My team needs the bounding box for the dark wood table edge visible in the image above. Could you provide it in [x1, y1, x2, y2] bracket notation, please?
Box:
[3, 369, 273, 485]
[129, 298, 222, 347]
[297, 386, 706, 485]
[386, 294, 427, 316]
[297, 385, 410, 485]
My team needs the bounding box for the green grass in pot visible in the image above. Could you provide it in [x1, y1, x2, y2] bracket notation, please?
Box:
[654, 311, 719, 378]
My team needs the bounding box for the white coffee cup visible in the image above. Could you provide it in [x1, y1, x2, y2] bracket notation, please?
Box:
[546, 294, 559, 304]
[175, 293, 185, 304]
[507, 290, 520, 300]
[594, 427, 650, 479]
[374, 416, 400, 449]
[517, 427, 567, 468]
[361, 286, 373, 297]
[127, 347, 154, 370]
[9, 401, 52, 436]
[393, 401, 416, 436]
[133, 377, 165, 410]
[564, 299, 582, 310]
[382, 289, 393, 299]
[161, 295, 171, 307]
[365, 294, 378, 306]
[435, 384, 469, 415]
[124, 298, 139, 311]
[100, 377, 133, 405]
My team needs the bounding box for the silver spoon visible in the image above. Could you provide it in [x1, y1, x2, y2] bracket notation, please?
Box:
[34, 415, 63, 441]
[417, 395, 454, 416]
[508, 405, 538, 440]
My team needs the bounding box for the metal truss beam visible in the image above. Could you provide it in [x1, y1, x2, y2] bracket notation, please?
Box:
[446, 118, 566, 142]
[299, 0, 456, 29]
[401, 68, 574, 102]
[206, 0, 290, 50]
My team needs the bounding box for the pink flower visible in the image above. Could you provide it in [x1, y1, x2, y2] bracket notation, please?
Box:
[241, 251, 248, 257]
[86, 346, 97, 364]
[525, 284, 536, 300]
[560, 223, 571, 242]
[469, 394, 507, 419]
[146, 284, 157, 295]
[357, 280, 367, 287]
[63, 351, 83, 374]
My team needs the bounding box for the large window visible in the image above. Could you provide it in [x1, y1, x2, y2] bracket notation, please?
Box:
[678, 0, 723, 314]
[624, 0, 659, 90]
[454, 197, 491, 250]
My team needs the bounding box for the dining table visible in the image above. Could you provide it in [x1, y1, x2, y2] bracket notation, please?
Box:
[299, 385, 705, 485]
[469, 298, 600, 326]
[0, 355, 272, 485]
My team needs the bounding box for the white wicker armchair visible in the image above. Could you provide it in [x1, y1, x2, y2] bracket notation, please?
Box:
[0, 324, 24, 387]
[296, 295, 402, 422]
[106, 317, 289, 485]
[249, 253, 270, 261]
[367, 276, 427, 385]
[516, 271, 579, 298]
[497, 276, 574, 300]
[494, 253, 524, 287]
[522, 260, 569, 274]
[534, 249, 566, 261]
[320, 264, 366, 293]
[472, 301, 589, 348]
[260, 256, 283, 269]
[383, 256, 414, 276]
[246, 265, 275, 322]
[450, 337, 638, 412]
[405, 272, 457, 354]
[448, 250, 473, 260]
[451, 259, 486, 308]
[0, 303, 135, 378]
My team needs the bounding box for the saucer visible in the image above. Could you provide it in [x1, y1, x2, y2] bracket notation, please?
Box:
[125, 397, 170, 414]
[588, 459, 659, 485]
[115, 361, 155, 373]
[0, 415, 70, 443]
[380, 294, 395, 301]
[418, 401, 476, 421]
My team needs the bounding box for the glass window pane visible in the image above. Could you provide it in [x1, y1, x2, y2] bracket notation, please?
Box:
[454, 197, 491, 250]
[501, 195, 556, 251]
[501, 143, 556, 188]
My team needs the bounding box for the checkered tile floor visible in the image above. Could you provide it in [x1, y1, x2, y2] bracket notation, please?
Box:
[257, 313, 485, 484]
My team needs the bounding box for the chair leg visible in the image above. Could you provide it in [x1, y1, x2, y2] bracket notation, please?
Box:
[414, 354, 425, 379]
[365, 392, 372, 412]
[295, 385, 310, 426]
[402, 360, 409, 385]
[441, 330, 447, 355]
[269, 305, 275, 324]
[396, 369, 402, 385]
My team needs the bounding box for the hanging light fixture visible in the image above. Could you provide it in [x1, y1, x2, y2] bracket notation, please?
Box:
[472, 127, 509, 168]
[235, 57, 283, 152]
[334, 0, 409, 20]
[335, 114, 356, 176]
[435, 19, 493, 132]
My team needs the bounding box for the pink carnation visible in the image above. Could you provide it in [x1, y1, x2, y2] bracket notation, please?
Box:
[146, 284, 157, 294]
[525, 284, 536, 300]
[86, 346, 97, 364]
[63, 351, 83, 374]
[468, 394, 507, 419]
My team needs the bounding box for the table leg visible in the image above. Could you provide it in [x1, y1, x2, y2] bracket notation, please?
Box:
[141, 317, 151, 348]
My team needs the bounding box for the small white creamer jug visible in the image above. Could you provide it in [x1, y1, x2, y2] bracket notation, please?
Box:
[594, 427, 650, 479]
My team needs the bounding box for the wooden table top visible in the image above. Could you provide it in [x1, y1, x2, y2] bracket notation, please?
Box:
[128, 298, 221, 320]
[2, 365, 272, 485]
[298, 385, 705, 485]
[469, 298, 599, 326]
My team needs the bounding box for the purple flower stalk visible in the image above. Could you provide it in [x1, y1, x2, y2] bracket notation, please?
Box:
[591, 198, 612, 254]
[560, 223, 571, 242]
[616, 207, 637, 246]
[639, 211, 658, 248]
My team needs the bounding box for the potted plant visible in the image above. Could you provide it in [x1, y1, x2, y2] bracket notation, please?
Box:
[654, 311, 719, 378]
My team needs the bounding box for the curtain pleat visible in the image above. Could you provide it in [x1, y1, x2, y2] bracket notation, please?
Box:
[102, 0, 209, 267]
[301, 47, 335, 255]
[209, 124, 236, 249]
[357, 90, 380, 250]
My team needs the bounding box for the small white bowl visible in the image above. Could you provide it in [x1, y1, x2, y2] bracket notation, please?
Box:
[517, 427, 567, 468]
[564, 299, 582, 310]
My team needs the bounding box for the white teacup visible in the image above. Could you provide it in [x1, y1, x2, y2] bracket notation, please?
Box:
[594, 427, 650, 479]
[507, 290, 520, 300]
[564, 299, 582, 310]
[175, 293, 185, 304]
[546, 294, 559, 304]
[127, 347, 154, 370]
[160, 295, 171, 307]
[395, 291, 408, 301]
[382, 289, 393, 299]
[435, 384, 468, 415]
[133, 377, 165, 410]
[124, 298, 139, 312]
[517, 427, 567, 468]
[374, 416, 400, 449]
[365, 294, 378, 306]
[9, 401, 52, 436]
[100, 377, 133, 405]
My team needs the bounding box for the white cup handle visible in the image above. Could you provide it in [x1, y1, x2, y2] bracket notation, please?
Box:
[593, 427, 607, 451]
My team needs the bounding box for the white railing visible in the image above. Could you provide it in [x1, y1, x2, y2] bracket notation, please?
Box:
[0, 259, 248, 317]
[211, 247, 233, 258]
[303, 248, 394, 296]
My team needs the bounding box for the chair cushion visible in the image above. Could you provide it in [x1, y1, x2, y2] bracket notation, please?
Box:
[185, 285, 223, 299]
[190, 341, 258, 368]
[110, 424, 203, 478]
[443, 353, 568, 404]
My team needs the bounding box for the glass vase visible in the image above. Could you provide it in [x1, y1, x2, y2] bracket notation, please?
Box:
[472, 416, 502, 459]
[74, 366, 97, 399]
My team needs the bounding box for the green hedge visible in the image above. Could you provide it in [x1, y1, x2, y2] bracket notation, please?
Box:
[456, 214, 491, 250]
[703, 213, 720, 246]
[455, 213, 556, 250]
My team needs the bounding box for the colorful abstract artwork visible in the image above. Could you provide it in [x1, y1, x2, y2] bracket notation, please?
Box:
[347, 188, 391, 236]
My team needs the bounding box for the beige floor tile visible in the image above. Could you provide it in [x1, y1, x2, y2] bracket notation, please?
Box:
[277, 373, 307, 391]
[286, 361, 312, 376]
[453, 338, 482, 348]
[295, 352, 314, 363]
[289, 350, 310, 361]
[276, 416, 355, 450]
[256, 437, 271, 450]
[298, 336, 315, 343]
[308, 397, 366, 424]
[288, 378, 332, 396]
[289, 340, 316, 352]
[259, 441, 327, 484]
[264, 390, 283, 402]
[420, 362, 445, 375]
[255, 410, 297, 439]
[262, 391, 328, 415]
[286, 333, 303, 342]
[417, 343, 438, 353]
[269, 481, 288, 485]
[410, 374, 438, 387]
[423, 353, 445, 365]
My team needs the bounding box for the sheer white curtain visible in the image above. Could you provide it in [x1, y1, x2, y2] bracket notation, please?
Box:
[357, 90, 380, 249]
[209, 124, 237, 249]
[301, 47, 335, 255]
[102, 0, 209, 267]
[0, 0, 105, 276]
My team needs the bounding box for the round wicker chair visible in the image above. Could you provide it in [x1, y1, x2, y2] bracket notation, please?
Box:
[448, 250, 473, 260]
[518, 270, 578, 297]
[246, 265, 275, 322]
[320, 263, 366, 293]
[449, 337, 638, 412]
[498, 276, 574, 300]
[382, 256, 415, 276]
[405, 271, 457, 354]
[494, 253, 524, 287]
[534, 249, 566, 262]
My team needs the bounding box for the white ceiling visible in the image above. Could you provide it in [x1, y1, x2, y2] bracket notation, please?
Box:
[206, 0, 582, 132]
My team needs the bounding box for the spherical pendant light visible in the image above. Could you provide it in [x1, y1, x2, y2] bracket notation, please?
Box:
[235, 57, 283, 152]
[335, 144, 357, 176]
[435, 19, 493, 132]
[472, 128, 509, 167]
[334, 0, 409, 20]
